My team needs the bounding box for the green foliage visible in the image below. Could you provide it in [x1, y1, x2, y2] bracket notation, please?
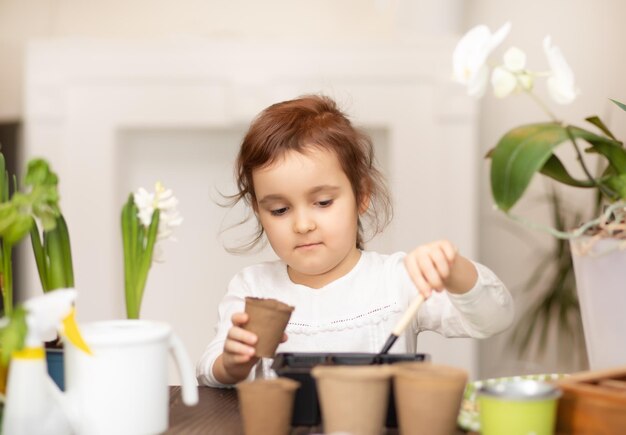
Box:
[488, 119, 626, 213]
[0, 158, 66, 315]
[30, 214, 74, 292]
[0, 306, 27, 365]
[0, 159, 61, 243]
[121, 194, 160, 319]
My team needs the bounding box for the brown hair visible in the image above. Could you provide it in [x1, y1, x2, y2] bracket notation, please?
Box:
[226, 94, 392, 252]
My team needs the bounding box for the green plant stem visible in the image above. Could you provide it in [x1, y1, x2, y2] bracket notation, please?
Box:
[564, 126, 618, 200]
[524, 87, 560, 122]
[521, 84, 617, 200]
[2, 242, 12, 316]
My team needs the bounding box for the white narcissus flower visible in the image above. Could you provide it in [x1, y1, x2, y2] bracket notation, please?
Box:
[543, 36, 579, 104]
[133, 182, 183, 262]
[453, 22, 511, 97]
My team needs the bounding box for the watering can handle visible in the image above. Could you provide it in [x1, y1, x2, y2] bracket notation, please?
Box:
[169, 333, 199, 406]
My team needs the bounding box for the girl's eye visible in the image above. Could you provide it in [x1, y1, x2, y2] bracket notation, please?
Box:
[317, 199, 333, 207]
[270, 207, 289, 216]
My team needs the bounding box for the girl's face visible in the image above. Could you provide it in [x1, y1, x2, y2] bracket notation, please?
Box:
[252, 147, 365, 288]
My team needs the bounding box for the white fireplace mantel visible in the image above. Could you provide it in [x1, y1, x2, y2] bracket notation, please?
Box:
[24, 38, 480, 380]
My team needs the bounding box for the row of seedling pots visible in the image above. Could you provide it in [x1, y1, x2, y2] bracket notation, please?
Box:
[237, 362, 467, 435]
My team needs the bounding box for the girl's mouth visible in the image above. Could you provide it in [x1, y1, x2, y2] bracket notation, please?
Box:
[296, 242, 322, 250]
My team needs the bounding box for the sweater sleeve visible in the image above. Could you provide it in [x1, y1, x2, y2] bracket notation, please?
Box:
[415, 261, 514, 338]
[196, 272, 254, 388]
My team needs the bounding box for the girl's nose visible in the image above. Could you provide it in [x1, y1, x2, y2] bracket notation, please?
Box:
[293, 211, 316, 233]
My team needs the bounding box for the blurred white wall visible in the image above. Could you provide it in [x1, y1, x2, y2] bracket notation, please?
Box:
[0, 0, 463, 120]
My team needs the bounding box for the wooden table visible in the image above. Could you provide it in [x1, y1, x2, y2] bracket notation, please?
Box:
[167, 386, 469, 434]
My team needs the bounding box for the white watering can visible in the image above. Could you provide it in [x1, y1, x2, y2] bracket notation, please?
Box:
[52, 319, 199, 435]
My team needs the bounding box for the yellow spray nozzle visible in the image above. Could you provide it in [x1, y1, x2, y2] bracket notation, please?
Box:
[61, 307, 92, 355]
[12, 347, 45, 360]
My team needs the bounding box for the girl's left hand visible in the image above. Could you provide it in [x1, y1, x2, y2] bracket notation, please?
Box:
[404, 240, 458, 298]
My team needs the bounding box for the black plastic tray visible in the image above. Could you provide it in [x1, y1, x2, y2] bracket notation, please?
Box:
[272, 352, 430, 427]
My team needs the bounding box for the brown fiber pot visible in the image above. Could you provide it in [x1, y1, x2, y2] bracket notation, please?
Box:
[236, 378, 300, 435]
[312, 365, 393, 435]
[244, 297, 294, 357]
[392, 362, 468, 435]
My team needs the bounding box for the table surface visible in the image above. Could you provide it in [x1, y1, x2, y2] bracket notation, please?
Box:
[167, 386, 470, 435]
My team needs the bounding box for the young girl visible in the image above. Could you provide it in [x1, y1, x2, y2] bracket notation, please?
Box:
[196, 95, 514, 387]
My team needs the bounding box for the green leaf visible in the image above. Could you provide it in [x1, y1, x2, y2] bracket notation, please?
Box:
[44, 223, 67, 290]
[0, 204, 18, 234]
[1, 241, 12, 316]
[605, 174, 626, 198]
[24, 159, 58, 188]
[0, 153, 5, 202]
[131, 209, 160, 319]
[490, 123, 570, 211]
[122, 195, 136, 318]
[489, 123, 624, 211]
[585, 115, 618, 141]
[611, 99, 626, 112]
[3, 215, 34, 245]
[30, 220, 49, 292]
[583, 136, 626, 173]
[0, 306, 27, 365]
[56, 214, 74, 288]
[539, 154, 596, 188]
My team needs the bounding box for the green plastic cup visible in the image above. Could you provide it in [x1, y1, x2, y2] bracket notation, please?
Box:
[478, 380, 561, 435]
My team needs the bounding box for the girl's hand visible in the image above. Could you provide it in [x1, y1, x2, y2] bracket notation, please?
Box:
[404, 240, 478, 297]
[223, 312, 258, 368]
[215, 312, 288, 384]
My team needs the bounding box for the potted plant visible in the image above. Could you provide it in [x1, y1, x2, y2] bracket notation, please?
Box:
[453, 23, 626, 370]
[0, 157, 67, 390]
[121, 182, 181, 319]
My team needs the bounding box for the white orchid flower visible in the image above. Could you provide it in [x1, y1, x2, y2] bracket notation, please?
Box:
[503, 47, 526, 72]
[491, 47, 534, 98]
[491, 66, 517, 98]
[543, 36, 578, 104]
[453, 22, 511, 97]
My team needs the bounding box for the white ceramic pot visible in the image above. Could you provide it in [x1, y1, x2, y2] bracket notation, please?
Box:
[570, 238, 626, 370]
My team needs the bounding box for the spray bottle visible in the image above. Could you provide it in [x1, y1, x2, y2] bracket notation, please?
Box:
[2, 288, 92, 435]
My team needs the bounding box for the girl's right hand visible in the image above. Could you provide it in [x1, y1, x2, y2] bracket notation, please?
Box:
[215, 311, 289, 384]
[222, 312, 259, 375]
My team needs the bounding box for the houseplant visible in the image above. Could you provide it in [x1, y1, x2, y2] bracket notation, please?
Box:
[453, 23, 626, 369]
[0, 157, 67, 390]
[121, 182, 181, 319]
